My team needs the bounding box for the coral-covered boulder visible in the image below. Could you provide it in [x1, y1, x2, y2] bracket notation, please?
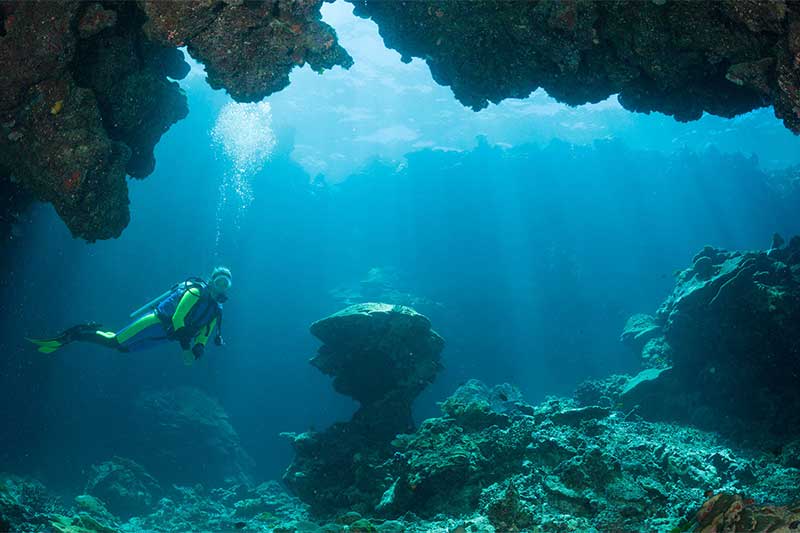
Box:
[310, 303, 444, 436]
[691, 493, 800, 532]
[619, 236, 800, 444]
[85, 457, 161, 519]
[283, 303, 444, 516]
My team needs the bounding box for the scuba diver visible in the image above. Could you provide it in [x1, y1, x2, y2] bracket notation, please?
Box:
[27, 267, 231, 365]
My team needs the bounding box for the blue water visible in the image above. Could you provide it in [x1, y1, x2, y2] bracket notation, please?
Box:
[1, 0, 800, 494]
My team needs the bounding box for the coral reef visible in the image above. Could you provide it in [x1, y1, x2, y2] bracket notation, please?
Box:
[284, 379, 800, 530]
[283, 303, 444, 515]
[0, 475, 61, 531]
[4, 377, 800, 531]
[616, 236, 800, 445]
[1, 470, 314, 533]
[350, 0, 800, 134]
[0, 1, 351, 240]
[132, 387, 256, 487]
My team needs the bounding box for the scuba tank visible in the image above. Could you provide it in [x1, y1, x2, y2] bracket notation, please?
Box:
[128, 278, 205, 319]
[129, 286, 178, 319]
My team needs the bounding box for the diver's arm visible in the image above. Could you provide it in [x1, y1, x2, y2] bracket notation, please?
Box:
[190, 318, 217, 360]
[171, 288, 201, 330]
[194, 318, 217, 347]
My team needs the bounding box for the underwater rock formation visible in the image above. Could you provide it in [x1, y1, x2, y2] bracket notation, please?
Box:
[3, 0, 799, 241]
[309, 303, 444, 439]
[3, 378, 800, 531]
[140, 0, 352, 102]
[130, 387, 255, 487]
[0, 1, 351, 240]
[0, 475, 61, 531]
[283, 303, 444, 515]
[85, 457, 162, 520]
[617, 237, 800, 445]
[0, 2, 185, 240]
[350, 0, 800, 135]
[691, 492, 800, 532]
[288, 378, 800, 530]
[1, 470, 316, 533]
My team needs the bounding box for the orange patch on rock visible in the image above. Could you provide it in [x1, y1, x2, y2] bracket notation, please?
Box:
[64, 170, 81, 192]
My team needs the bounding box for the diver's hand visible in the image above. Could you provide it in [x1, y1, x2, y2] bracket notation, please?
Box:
[182, 350, 194, 366]
[192, 343, 204, 359]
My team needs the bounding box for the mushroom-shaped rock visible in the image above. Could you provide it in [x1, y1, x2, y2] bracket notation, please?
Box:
[283, 304, 444, 516]
[310, 303, 444, 408]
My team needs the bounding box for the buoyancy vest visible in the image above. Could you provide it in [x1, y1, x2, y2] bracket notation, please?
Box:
[155, 278, 222, 334]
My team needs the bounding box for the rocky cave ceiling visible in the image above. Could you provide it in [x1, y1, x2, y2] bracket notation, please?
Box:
[0, 0, 798, 241]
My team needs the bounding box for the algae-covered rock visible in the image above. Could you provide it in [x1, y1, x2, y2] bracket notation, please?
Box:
[484, 481, 534, 532]
[0, 475, 61, 531]
[349, 518, 377, 533]
[74, 494, 116, 524]
[691, 493, 800, 532]
[85, 457, 161, 519]
[439, 380, 532, 429]
[619, 237, 800, 444]
[50, 513, 118, 533]
[50, 515, 110, 533]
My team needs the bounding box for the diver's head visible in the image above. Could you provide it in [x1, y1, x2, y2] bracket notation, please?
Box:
[209, 266, 232, 302]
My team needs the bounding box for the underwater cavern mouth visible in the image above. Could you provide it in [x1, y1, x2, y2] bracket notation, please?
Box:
[3, 135, 800, 531]
[3, 1, 800, 532]
[1, 0, 799, 241]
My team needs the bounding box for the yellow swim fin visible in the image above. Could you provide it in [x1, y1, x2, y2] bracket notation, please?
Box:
[25, 337, 65, 354]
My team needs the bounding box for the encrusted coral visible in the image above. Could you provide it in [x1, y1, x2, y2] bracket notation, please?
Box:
[284, 378, 800, 530]
[350, 0, 800, 134]
[618, 236, 800, 444]
[0, 1, 350, 240]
